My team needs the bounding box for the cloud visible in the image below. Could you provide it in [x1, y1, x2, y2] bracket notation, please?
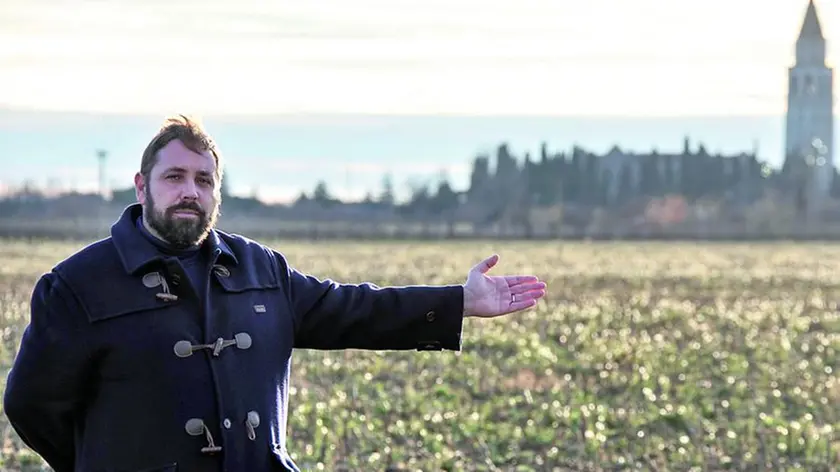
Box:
[0, 0, 835, 116]
[3, 0, 819, 64]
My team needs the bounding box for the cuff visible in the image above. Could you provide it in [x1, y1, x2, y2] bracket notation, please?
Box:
[413, 284, 464, 351]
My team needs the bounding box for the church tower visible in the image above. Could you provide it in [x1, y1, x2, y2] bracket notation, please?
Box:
[784, 0, 834, 198]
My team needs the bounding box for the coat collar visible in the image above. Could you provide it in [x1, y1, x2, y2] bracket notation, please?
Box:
[111, 203, 238, 275]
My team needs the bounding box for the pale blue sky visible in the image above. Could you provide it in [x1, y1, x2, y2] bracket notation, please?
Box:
[0, 0, 836, 117]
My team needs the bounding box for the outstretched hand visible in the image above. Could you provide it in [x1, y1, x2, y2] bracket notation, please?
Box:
[462, 254, 546, 318]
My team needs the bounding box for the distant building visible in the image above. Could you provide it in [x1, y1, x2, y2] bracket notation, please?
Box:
[784, 0, 834, 198]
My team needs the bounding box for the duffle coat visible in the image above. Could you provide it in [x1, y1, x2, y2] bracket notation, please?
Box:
[4, 203, 465, 472]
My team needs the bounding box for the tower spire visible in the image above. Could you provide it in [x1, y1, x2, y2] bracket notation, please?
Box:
[798, 0, 824, 40]
[795, 0, 827, 66]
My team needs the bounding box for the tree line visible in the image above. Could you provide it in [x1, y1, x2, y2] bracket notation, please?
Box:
[296, 140, 838, 217]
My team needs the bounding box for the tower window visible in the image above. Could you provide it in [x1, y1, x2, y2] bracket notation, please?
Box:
[805, 76, 816, 95]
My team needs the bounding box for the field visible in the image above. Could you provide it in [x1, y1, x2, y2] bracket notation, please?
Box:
[1, 239, 840, 471]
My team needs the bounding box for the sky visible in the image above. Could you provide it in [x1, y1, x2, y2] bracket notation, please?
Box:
[0, 0, 837, 117]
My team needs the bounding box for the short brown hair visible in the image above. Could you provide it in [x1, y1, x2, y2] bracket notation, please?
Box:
[140, 114, 223, 183]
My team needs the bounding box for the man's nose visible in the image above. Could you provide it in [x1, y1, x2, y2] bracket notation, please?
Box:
[180, 181, 199, 199]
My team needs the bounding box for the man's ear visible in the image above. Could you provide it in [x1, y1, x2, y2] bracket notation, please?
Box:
[134, 172, 146, 204]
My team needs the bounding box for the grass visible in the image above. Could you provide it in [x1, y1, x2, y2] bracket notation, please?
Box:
[1, 239, 840, 471]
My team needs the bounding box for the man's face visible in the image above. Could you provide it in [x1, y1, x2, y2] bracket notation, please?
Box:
[134, 139, 221, 248]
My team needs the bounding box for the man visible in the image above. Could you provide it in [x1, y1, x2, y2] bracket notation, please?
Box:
[4, 115, 546, 472]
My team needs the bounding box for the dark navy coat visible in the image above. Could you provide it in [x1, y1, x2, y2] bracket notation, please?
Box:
[4, 204, 465, 472]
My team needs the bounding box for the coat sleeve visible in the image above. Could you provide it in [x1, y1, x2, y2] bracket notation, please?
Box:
[273, 251, 465, 351]
[3, 271, 94, 472]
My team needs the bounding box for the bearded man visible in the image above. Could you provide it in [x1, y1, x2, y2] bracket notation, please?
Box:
[3, 115, 546, 472]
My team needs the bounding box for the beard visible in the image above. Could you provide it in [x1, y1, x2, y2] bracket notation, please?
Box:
[145, 192, 220, 249]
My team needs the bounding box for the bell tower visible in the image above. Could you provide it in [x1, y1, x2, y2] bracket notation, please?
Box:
[784, 0, 834, 203]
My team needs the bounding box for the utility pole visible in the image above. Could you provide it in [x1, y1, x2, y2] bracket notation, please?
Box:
[97, 149, 108, 200]
[345, 164, 351, 203]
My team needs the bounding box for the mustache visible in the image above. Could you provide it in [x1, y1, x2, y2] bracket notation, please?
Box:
[167, 202, 205, 216]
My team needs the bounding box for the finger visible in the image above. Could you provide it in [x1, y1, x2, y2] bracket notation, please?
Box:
[512, 289, 545, 302]
[510, 282, 546, 294]
[472, 254, 499, 274]
[506, 275, 540, 286]
[508, 299, 538, 312]
[511, 289, 544, 303]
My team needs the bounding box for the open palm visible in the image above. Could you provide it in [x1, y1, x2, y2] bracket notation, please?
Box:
[463, 254, 546, 318]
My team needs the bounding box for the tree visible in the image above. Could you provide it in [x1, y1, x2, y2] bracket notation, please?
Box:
[564, 152, 582, 203]
[221, 173, 231, 198]
[400, 177, 432, 217]
[312, 180, 333, 206]
[378, 174, 395, 206]
[430, 173, 460, 216]
[639, 156, 660, 197]
[612, 164, 634, 205]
